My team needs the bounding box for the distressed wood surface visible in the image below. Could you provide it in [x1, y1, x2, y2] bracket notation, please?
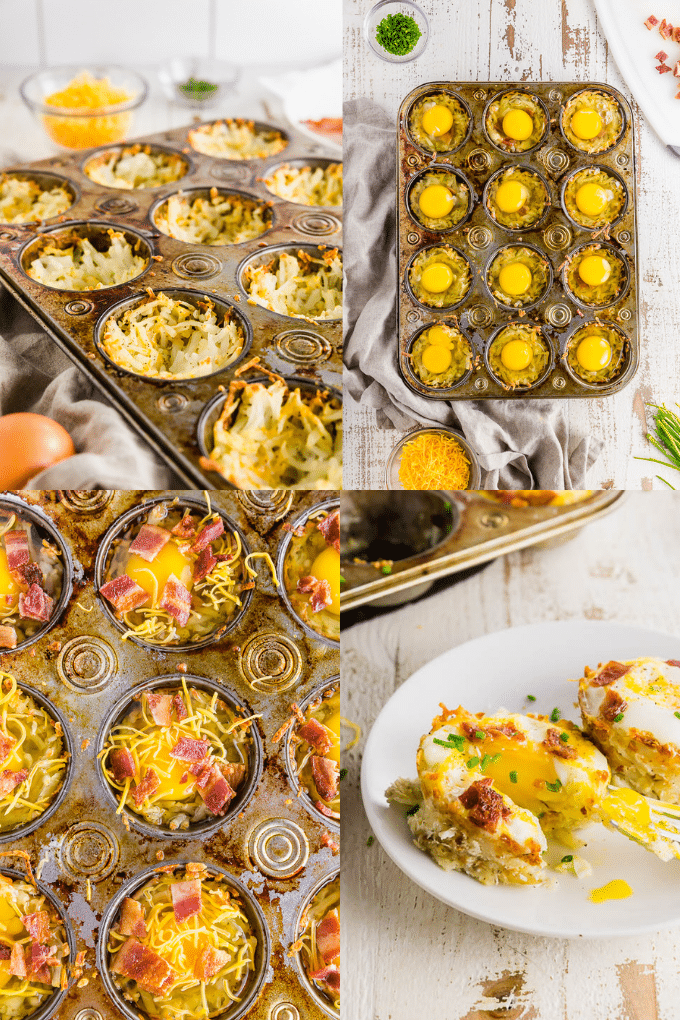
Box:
[343, 0, 680, 490]
[341, 491, 680, 1019]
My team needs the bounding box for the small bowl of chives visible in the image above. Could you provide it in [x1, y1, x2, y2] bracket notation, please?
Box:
[364, 0, 429, 63]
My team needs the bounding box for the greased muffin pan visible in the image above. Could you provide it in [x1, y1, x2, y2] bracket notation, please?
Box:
[397, 82, 638, 400]
[0, 120, 342, 487]
[0, 488, 340, 1020]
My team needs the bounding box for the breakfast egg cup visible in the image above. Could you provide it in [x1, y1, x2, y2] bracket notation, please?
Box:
[486, 322, 552, 390]
[483, 89, 549, 154]
[484, 165, 550, 231]
[406, 90, 472, 155]
[561, 165, 627, 230]
[485, 243, 552, 309]
[564, 321, 629, 387]
[284, 677, 340, 827]
[405, 322, 474, 391]
[294, 870, 341, 1018]
[407, 167, 473, 232]
[405, 243, 473, 310]
[560, 88, 625, 155]
[562, 242, 629, 309]
[278, 499, 340, 647]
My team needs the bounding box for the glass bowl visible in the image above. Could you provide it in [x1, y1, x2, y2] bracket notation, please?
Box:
[158, 58, 239, 108]
[364, 0, 429, 63]
[385, 427, 482, 490]
[20, 65, 148, 150]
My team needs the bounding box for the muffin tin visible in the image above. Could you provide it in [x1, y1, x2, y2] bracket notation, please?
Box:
[0, 488, 339, 1020]
[397, 82, 638, 400]
[0, 120, 342, 487]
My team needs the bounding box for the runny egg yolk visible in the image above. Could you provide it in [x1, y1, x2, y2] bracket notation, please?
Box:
[420, 262, 454, 294]
[589, 879, 633, 904]
[0, 550, 18, 605]
[578, 255, 611, 287]
[421, 104, 454, 138]
[500, 339, 533, 372]
[126, 541, 193, 606]
[495, 180, 528, 214]
[421, 344, 453, 374]
[601, 786, 651, 834]
[502, 108, 533, 141]
[311, 546, 340, 615]
[468, 734, 560, 817]
[575, 183, 608, 216]
[498, 262, 532, 296]
[571, 108, 603, 140]
[425, 325, 454, 347]
[576, 335, 611, 372]
[418, 184, 455, 219]
[149, 737, 197, 801]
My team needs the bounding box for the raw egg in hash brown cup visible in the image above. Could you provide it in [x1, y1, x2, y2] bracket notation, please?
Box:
[404, 322, 473, 392]
[484, 165, 550, 232]
[563, 321, 630, 388]
[405, 243, 473, 310]
[561, 165, 627, 230]
[483, 89, 549, 154]
[278, 500, 339, 647]
[406, 90, 472, 155]
[406, 166, 473, 233]
[560, 87, 626, 155]
[486, 322, 553, 390]
[562, 242, 629, 310]
[484, 243, 552, 310]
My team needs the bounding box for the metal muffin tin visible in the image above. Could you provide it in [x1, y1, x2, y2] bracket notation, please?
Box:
[0, 488, 339, 1020]
[340, 489, 625, 610]
[397, 82, 638, 400]
[0, 120, 342, 487]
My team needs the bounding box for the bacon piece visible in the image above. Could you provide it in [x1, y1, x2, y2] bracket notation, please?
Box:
[0, 769, 27, 797]
[310, 964, 340, 992]
[190, 761, 214, 789]
[0, 946, 9, 961]
[296, 575, 332, 613]
[100, 574, 150, 613]
[312, 756, 339, 802]
[110, 748, 136, 783]
[591, 661, 631, 686]
[0, 627, 16, 649]
[199, 772, 235, 815]
[9, 943, 26, 978]
[667, 660, 680, 668]
[216, 760, 246, 790]
[487, 723, 526, 742]
[601, 690, 629, 724]
[193, 545, 216, 583]
[660, 18, 674, 38]
[173, 692, 188, 721]
[459, 778, 511, 832]
[302, 117, 343, 146]
[656, 49, 668, 60]
[297, 718, 332, 755]
[171, 513, 196, 539]
[171, 880, 202, 923]
[29, 943, 58, 984]
[131, 768, 160, 807]
[316, 909, 340, 963]
[674, 25, 680, 41]
[644, 15, 659, 28]
[170, 736, 210, 762]
[0, 734, 15, 765]
[315, 800, 340, 819]
[119, 897, 147, 938]
[543, 727, 578, 760]
[194, 945, 229, 981]
[461, 722, 486, 741]
[16, 562, 43, 588]
[656, 63, 672, 73]
[4, 531, 29, 574]
[143, 691, 173, 727]
[19, 584, 53, 622]
[191, 518, 224, 554]
[21, 911, 50, 943]
[317, 510, 340, 552]
[128, 524, 171, 562]
[674, 61, 680, 78]
[111, 938, 175, 995]
[158, 574, 192, 627]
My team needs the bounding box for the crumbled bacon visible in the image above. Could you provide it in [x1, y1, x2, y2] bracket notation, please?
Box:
[656, 63, 672, 73]
[29, 943, 58, 984]
[601, 689, 628, 723]
[173, 692, 188, 721]
[543, 727, 578, 760]
[190, 761, 214, 789]
[194, 945, 229, 981]
[317, 510, 340, 552]
[0, 626, 16, 649]
[312, 756, 339, 802]
[310, 964, 340, 992]
[111, 938, 175, 994]
[297, 718, 333, 755]
[667, 660, 680, 668]
[159, 575, 192, 627]
[4, 531, 29, 574]
[131, 768, 160, 807]
[199, 772, 235, 815]
[119, 897, 147, 939]
[193, 545, 216, 583]
[19, 584, 53, 622]
[315, 800, 340, 819]
[674, 25, 680, 41]
[171, 879, 202, 923]
[656, 49, 668, 60]
[459, 778, 511, 832]
[316, 909, 340, 963]
[0, 946, 9, 961]
[0, 769, 27, 797]
[9, 943, 25, 978]
[16, 562, 43, 588]
[192, 518, 224, 554]
[461, 722, 485, 741]
[660, 18, 674, 37]
[296, 575, 332, 613]
[128, 524, 171, 562]
[674, 61, 680, 77]
[170, 736, 210, 762]
[21, 911, 50, 943]
[645, 14, 659, 28]
[487, 723, 526, 742]
[143, 692, 173, 727]
[171, 513, 195, 539]
[216, 760, 245, 789]
[100, 574, 150, 613]
[110, 748, 136, 783]
[591, 661, 631, 686]
[0, 734, 16, 764]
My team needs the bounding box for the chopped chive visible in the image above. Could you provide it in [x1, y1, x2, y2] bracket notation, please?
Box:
[433, 737, 458, 749]
[480, 753, 501, 772]
[559, 732, 569, 742]
[340, 574, 346, 584]
[675, 712, 680, 720]
[446, 733, 465, 750]
[339, 768, 348, 781]
[466, 757, 480, 769]
[375, 11, 422, 56]
[444, 501, 452, 511]
[381, 565, 392, 575]
[526, 694, 536, 702]
[560, 854, 574, 864]
[613, 713, 625, 723]
[509, 770, 518, 783]
[406, 804, 420, 817]
[475, 730, 485, 740]
[366, 835, 374, 847]
[546, 779, 562, 793]
[550, 707, 561, 722]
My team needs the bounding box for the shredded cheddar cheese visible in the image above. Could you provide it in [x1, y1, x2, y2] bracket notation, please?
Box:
[398, 432, 471, 490]
[42, 71, 135, 149]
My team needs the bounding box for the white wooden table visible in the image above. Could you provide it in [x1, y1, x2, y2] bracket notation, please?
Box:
[342, 491, 680, 1020]
[343, 0, 680, 490]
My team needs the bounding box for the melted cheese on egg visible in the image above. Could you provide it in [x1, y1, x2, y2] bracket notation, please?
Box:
[0, 549, 18, 603]
[126, 540, 193, 606]
[141, 732, 197, 801]
[0, 895, 24, 939]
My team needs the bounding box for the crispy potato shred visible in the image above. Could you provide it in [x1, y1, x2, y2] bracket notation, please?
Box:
[0, 175, 72, 224]
[85, 145, 187, 190]
[243, 248, 342, 321]
[262, 163, 343, 207]
[155, 188, 271, 246]
[26, 229, 147, 291]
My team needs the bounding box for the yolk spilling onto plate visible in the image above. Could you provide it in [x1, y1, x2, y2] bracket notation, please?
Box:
[502, 109, 533, 141]
[467, 734, 560, 816]
[419, 184, 455, 219]
[578, 255, 611, 287]
[571, 109, 603, 140]
[589, 879, 632, 903]
[501, 339, 533, 372]
[0, 550, 19, 604]
[575, 183, 609, 216]
[495, 181, 528, 214]
[127, 542, 193, 605]
[421, 344, 453, 374]
[420, 262, 454, 293]
[311, 546, 340, 615]
[422, 104, 454, 138]
[499, 263, 532, 296]
[576, 335, 611, 372]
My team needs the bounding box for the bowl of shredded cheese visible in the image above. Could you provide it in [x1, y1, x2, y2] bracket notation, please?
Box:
[386, 427, 481, 490]
[20, 66, 147, 150]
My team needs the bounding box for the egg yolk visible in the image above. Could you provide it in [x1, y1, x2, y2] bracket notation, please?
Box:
[0, 895, 24, 939]
[0, 550, 18, 605]
[421, 104, 454, 138]
[126, 541, 193, 606]
[501, 339, 533, 372]
[570, 108, 603, 140]
[420, 262, 454, 293]
[421, 344, 453, 374]
[575, 182, 608, 216]
[502, 108, 533, 141]
[495, 180, 528, 213]
[576, 335, 611, 372]
[498, 262, 532, 296]
[418, 184, 455, 219]
[311, 546, 340, 615]
[147, 737, 197, 801]
[425, 325, 454, 347]
[467, 734, 561, 817]
[589, 879, 633, 904]
[578, 255, 611, 287]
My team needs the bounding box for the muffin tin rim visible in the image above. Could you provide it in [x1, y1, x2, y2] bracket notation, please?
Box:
[558, 85, 628, 157]
[404, 87, 474, 158]
[283, 674, 341, 829]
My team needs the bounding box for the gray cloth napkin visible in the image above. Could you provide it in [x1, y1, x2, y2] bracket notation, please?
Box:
[343, 97, 603, 489]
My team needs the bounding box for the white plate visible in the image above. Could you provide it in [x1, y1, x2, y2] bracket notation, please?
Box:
[361, 620, 680, 938]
